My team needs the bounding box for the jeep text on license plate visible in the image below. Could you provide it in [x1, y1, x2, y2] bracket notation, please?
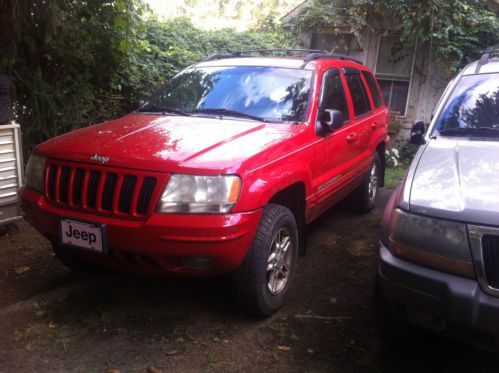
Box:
[60, 218, 106, 253]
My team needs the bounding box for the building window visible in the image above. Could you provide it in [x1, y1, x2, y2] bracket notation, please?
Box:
[375, 35, 414, 116]
[378, 79, 409, 114]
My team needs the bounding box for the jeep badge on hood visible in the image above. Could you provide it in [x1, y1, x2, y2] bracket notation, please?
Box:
[90, 154, 110, 164]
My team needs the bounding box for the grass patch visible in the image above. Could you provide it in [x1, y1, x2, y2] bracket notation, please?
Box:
[385, 167, 407, 189]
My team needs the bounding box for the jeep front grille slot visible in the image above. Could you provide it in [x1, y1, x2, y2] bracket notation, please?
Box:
[118, 175, 137, 213]
[59, 167, 70, 203]
[72, 168, 85, 205]
[101, 173, 117, 211]
[482, 235, 499, 289]
[86, 171, 101, 208]
[137, 177, 157, 215]
[47, 165, 57, 200]
[44, 160, 166, 219]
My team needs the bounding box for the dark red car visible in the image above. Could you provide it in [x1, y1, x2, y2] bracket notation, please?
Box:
[21, 50, 388, 315]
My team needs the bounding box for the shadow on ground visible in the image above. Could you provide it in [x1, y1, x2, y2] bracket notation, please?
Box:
[0, 188, 497, 372]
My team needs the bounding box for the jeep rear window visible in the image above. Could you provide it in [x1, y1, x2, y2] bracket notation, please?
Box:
[362, 71, 384, 109]
[139, 66, 313, 123]
[433, 73, 499, 137]
[344, 71, 372, 118]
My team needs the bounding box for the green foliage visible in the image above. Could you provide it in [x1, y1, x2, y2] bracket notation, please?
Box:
[1, 0, 144, 153]
[0, 1, 297, 154]
[151, 0, 301, 31]
[294, 0, 359, 34]
[384, 166, 406, 189]
[293, 0, 499, 72]
[122, 17, 296, 104]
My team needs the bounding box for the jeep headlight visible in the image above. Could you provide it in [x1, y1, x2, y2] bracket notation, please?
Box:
[388, 209, 474, 277]
[157, 174, 241, 214]
[25, 153, 46, 193]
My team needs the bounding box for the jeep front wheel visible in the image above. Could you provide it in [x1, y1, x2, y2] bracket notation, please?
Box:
[231, 204, 298, 317]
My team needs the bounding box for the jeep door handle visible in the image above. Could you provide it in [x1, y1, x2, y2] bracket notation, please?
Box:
[371, 121, 379, 130]
[346, 133, 358, 143]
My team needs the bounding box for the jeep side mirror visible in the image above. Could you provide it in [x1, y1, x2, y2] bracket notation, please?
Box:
[410, 120, 426, 145]
[321, 109, 344, 132]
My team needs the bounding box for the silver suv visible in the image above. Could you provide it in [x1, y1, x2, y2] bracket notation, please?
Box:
[376, 50, 499, 349]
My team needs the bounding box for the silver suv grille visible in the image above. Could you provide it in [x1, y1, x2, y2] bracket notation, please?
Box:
[468, 225, 499, 297]
[482, 235, 499, 289]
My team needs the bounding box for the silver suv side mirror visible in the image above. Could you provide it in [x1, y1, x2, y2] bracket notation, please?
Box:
[410, 120, 426, 145]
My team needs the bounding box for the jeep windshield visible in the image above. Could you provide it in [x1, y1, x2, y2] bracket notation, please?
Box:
[138, 66, 313, 123]
[433, 73, 499, 137]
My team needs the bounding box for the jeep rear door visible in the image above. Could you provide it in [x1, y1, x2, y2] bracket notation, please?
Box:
[342, 68, 376, 181]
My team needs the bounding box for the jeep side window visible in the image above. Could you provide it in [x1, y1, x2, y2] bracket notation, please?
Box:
[344, 69, 371, 118]
[361, 71, 384, 109]
[320, 69, 350, 124]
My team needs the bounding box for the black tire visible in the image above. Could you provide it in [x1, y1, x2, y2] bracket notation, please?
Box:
[52, 244, 101, 273]
[231, 204, 299, 317]
[351, 152, 381, 213]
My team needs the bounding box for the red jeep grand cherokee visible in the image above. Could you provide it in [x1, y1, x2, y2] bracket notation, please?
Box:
[21, 50, 388, 315]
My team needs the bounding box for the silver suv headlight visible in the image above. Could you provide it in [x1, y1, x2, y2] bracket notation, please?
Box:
[388, 208, 474, 277]
[25, 153, 46, 193]
[157, 174, 241, 214]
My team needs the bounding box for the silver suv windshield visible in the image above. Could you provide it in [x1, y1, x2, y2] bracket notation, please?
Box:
[138, 66, 313, 123]
[433, 73, 499, 137]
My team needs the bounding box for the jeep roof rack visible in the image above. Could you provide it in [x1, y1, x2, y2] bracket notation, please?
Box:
[201, 49, 363, 66]
[202, 49, 327, 62]
[475, 49, 499, 73]
[302, 52, 363, 65]
[239, 48, 327, 55]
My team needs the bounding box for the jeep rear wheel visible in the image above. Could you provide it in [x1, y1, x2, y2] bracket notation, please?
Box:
[351, 153, 381, 213]
[231, 204, 298, 317]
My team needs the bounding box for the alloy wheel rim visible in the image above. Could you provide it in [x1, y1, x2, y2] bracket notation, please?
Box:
[267, 227, 293, 296]
[368, 162, 378, 202]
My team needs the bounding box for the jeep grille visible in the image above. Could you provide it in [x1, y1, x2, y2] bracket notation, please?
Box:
[44, 160, 165, 219]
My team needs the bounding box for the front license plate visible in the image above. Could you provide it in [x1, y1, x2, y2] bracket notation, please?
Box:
[60, 218, 106, 253]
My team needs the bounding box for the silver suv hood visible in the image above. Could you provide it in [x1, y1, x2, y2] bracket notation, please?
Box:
[409, 138, 499, 225]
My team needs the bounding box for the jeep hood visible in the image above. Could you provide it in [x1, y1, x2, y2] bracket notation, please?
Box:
[36, 114, 298, 173]
[409, 138, 499, 225]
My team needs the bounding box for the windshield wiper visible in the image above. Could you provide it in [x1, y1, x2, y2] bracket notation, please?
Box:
[139, 105, 190, 116]
[437, 126, 499, 137]
[192, 108, 266, 122]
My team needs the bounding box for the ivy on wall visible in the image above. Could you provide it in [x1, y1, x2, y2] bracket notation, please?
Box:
[293, 0, 499, 72]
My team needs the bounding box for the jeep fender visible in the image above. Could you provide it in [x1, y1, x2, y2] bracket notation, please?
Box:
[233, 161, 313, 213]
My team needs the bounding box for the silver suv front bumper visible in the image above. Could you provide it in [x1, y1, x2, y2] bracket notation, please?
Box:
[379, 243, 499, 348]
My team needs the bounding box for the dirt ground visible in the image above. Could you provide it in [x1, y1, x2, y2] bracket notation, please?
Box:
[0, 188, 497, 372]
